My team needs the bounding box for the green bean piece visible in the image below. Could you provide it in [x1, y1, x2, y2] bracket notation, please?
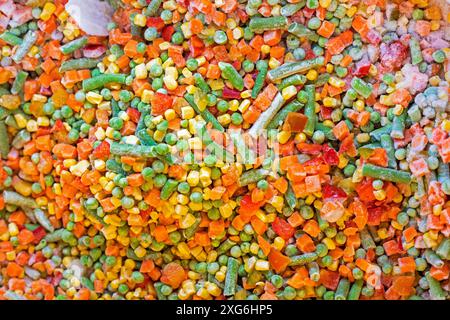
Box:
[4, 291, 27, 300]
[105, 159, 125, 175]
[437, 162, 449, 184]
[361, 164, 412, 184]
[0, 32, 23, 46]
[390, 111, 406, 139]
[183, 215, 201, 239]
[230, 130, 256, 165]
[335, 278, 350, 300]
[193, 73, 211, 93]
[3, 191, 38, 209]
[280, 0, 306, 16]
[60, 36, 88, 55]
[278, 74, 307, 91]
[34, 209, 54, 232]
[268, 57, 324, 82]
[424, 249, 444, 268]
[223, 257, 239, 296]
[425, 272, 446, 300]
[44, 229, 66, 242]
[267, 100, 303, 130]
[82, 74, 127, 91]
[0, 121, 10, 159]
[160, 179, 179, 201]
[12, 30, 38, 63]
[360, 228, 376, 250]
[208, 274, 225, 289]
[315, 122, 336, 141]
[289, 253, 318, 266]
[436, 238, 450, 260]
[136, 110, 157, 146]
[303, 85, 316, 136]
[288, 22, 319, 41]
[249, 16, 288, 33]
[23, 207, 37, 224]
[285, 183, 298, 210]
[248, 92, 285, 139]
[314, 73, 331, 87]
[136, 130, 157, 147]
[348, 279, 364, 300]
[154, 282, 167, 300]
[111, 99, 120, 117]
[251, 60, 268, 99]
[351, 77, 373, 99]
[59, 58, 100, 72]
[238, 169, 271, 187]
[218, 62, 244, 91]
[195, 123, 234, 163]
[12, 129, 31, 149]
[145, 0, 163, 16]
[409, 38, 423, 65]
[308, 262, 320, 282]
[110, 142, 156, 158]
[380, 134, 397, 169]
[184, 94, 224, 132]
[11, 71, 28, 95]
[217, 239, 236, 255]
[370, 124, 392, 141]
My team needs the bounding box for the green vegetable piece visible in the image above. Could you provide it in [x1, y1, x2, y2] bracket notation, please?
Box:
[249, 16, 288, 33]
[223, 257, 239, 296]
[82, 74, 127, 91]
[12, 30, 37, 63]
[351, 77, 373, 99]
[361, 164, 412, 184]
[303, 85, 316, 136]
[268, 57, 324, 82]
[218, 62, 244, 91]
[60, 36, 88, 55]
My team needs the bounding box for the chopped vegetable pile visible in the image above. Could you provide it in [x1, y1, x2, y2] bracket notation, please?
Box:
[0, 0, 449, 301]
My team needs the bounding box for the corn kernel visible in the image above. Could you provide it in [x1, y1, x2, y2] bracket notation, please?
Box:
[269, 57, 281, 69]
[86, 92, 103, 105]
[282, 85, 297, 100]
[277, 131, 291, 144]
[255, 260, 270, 271]
[133, 14, 147, 27]
[306, 69, 318, 81]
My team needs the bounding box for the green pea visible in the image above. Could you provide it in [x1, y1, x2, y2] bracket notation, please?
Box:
[217, 100, 229, 113]
[160, 9, 172, 22]
[152, 77, 163, 90]
[149, 63, 163, 77]
[343, 164, 356, 177]
[242, 60, 255, 73]
[171, 32, 184, 45]
[231, 112, 243, 125]
[207, 207, 220, 220]
[214, 30, 228, 44]
[60, 105, 73, 118]
[186, 58, 198, 71]
[190, 191, 203, 203]
[412, 9, 424, 20]
[283, 286, 297, 300]
[204, 154, 217, 167]
[153, 174, 167, 188]
[152, 160, 165, 173]
[312, 131, 325, 144]
[109, 117, 124, 130]
[155, 143, 169, 155]
[308, 17, 321, 30]
[144, 27, 158, 41]
[121, 196, 135, 209]
[432, 50, 446, 64]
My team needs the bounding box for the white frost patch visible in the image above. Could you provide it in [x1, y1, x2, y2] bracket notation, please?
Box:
[65, 0, 114, 36]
